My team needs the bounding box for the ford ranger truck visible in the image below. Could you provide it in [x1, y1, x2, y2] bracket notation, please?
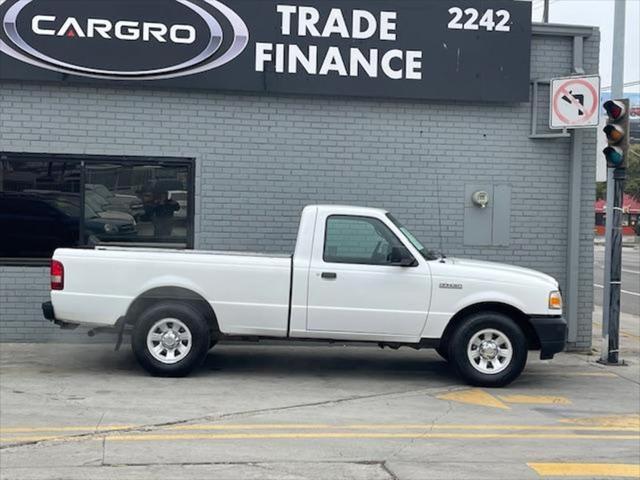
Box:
[42, 205, 567, 387]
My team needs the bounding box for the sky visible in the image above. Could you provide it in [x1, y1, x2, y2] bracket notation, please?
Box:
[528, 0, 640, 92]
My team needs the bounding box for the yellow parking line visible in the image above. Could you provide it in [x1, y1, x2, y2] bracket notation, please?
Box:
[89, 432, 640, 442]
[2, 423, 639, 436]
[169, 424, 639, 432]
[1, 435, 62, 443]
[560, 414, 640, 429]
[2, 432, 639, 444]
[498, 395, 572, 405]
[528, 462, 640, 478]
[0, 425, 133, 434]
[436, 388, 510, 409]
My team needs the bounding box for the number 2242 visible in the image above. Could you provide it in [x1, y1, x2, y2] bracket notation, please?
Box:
[448, 8, 511, 32]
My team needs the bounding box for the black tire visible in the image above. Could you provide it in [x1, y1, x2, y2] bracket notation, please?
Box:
[435, 345, 449, 361]
[447, 312, 527, 387]
[131, 302, 210, 377]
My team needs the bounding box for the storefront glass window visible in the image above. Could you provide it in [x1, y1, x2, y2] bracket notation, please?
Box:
[0, 153, 194, 263]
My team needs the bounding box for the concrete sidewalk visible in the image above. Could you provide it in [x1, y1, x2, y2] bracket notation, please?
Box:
[591, 306, 640, 364]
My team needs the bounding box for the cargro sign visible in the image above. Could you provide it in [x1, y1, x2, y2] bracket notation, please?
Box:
[0, 0, 532, 101]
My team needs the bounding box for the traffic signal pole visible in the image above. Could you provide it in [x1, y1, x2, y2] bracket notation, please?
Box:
[607, 166, 625, 364]
[600, 0, 626, 365]
[601, 98, 629, 365]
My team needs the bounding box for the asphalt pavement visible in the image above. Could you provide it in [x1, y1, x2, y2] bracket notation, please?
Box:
[593, 244, 640, 316]
[0, 334, 638, 479]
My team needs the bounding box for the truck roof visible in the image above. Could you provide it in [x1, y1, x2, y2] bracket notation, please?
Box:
[306, 204, 388, 216]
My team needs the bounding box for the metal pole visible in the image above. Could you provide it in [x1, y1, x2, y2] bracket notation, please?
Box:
[601, 0, 626, 364]
[601, 169, 613, 359]
[608, 167, 625, 363]
[543, 0, 550, 23]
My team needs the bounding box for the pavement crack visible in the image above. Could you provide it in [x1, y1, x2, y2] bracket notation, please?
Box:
[380, 461, 399, 480]
[383, 394, 454, 462]
[206, 385, 442, 422]
[95, 412, 106, 434]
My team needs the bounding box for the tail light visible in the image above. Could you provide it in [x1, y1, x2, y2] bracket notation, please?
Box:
[51, 260, 64, 290]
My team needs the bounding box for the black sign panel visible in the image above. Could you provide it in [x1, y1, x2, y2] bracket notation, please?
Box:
[0, 0, 532, 102]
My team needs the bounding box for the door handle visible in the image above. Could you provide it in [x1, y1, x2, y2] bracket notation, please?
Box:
[321, 272, 337, 279]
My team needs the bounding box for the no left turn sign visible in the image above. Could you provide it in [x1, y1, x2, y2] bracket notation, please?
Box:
[550, 75, 600, 129]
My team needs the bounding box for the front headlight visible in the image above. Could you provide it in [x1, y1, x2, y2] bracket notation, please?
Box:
[103, 223, 118, 233]
[549, 291, 562, 310]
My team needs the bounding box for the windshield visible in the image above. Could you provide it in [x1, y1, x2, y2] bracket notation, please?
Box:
[86, 192, 108, 211]
[386, 213, 440, 260]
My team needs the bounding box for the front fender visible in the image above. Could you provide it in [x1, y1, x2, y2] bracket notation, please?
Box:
[421, 289, 531, 339]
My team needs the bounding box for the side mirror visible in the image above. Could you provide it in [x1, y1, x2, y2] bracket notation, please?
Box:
[389, 246, 417, 267]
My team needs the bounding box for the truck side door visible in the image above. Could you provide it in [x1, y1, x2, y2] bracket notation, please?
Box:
[306, 213, 430, 341]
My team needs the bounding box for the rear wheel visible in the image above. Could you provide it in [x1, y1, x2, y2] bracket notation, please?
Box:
[132, 302, 210, 377]
[435, 345, 449, 361]
[448, 312, 527, 387]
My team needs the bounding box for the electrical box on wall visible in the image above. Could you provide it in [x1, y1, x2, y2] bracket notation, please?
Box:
[463, 184, 511, 246]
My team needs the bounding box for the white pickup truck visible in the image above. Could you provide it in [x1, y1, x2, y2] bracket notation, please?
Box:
[43, 205, 566, 387]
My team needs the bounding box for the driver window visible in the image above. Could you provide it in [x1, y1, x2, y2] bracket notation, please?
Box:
[323, 215, 404, 265]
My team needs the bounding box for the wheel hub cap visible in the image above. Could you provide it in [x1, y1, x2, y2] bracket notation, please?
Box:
[479, 340, 498, 359]
[161, 330, 179, 349]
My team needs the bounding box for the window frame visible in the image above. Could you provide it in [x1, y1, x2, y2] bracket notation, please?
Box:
[1, 151, 196, 266]
[322, 214, 414, 266]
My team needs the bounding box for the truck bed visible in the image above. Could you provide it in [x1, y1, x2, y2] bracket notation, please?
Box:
[52, 247, 293, 337]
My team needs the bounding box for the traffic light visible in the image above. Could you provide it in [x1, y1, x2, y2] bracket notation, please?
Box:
[602, 99, 630, 168]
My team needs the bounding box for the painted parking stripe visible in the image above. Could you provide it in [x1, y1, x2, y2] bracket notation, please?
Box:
[528, 462, 640, 477]
[2, 431, 639, 444]
[0, 425, 134, 434]
[559, 414, 640, 429]
[2, 423, 639, 435]
[498, 395, 571, 405]
[436, 388, 510, 409]
[437, 389, 572, 409]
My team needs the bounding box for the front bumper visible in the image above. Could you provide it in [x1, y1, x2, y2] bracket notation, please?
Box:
[529, 315, 567, 360]
[42, 301, 78, 330]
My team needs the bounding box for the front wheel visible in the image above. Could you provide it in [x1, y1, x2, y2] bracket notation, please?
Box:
[131, 302, 210, 377]
[448, 312, 527, 387]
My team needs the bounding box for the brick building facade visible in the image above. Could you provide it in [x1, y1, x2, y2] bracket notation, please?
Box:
[0, 23, 599, 348]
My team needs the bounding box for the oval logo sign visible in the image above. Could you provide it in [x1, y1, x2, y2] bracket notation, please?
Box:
[0, 0, 249, 80]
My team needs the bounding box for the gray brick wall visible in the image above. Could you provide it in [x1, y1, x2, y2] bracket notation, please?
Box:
[0, 30, 598, 347]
